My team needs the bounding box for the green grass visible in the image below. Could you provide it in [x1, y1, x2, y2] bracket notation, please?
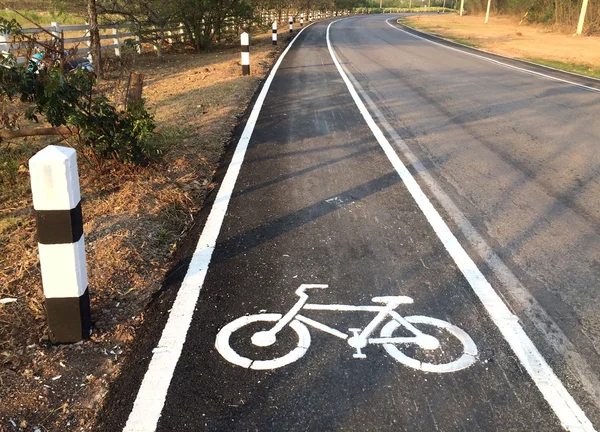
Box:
[524, 57, 600, 80]
[398, 18, 481, 48]
[0, 9, 85, 27]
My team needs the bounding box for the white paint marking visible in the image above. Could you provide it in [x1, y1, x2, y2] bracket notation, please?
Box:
[327, 18, 595, 432]
[215, 288, 477, 372]
[295, 314, 349, 339]
[385, 18, 600, 95]
[123, 23, 313, 432]
[38, 237, 88, 298]
[331, 21, 600, 411]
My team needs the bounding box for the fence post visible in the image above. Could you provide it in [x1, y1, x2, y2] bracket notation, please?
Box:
[0, 32, 10, 55]
[179, 23, 185, 43]
[289, 16, 293, 33]
[272, 21, 277, 45]
[112, 28, 121, 57]
[240, 32, 249, 76]
[28, 145, 91, 344]
[51, 21, 61, 41]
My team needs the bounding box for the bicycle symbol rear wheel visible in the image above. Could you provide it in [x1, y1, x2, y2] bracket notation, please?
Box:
[215, 313, 311, 370]
[380, 315, 477, 373]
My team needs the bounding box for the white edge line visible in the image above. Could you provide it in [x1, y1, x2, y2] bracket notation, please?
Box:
[389, 15, 600, 85]
[122, 24, 313, 432]
[337, 24, 600, 408]
[389, 16, 600, 85]
[384, 17, 600, 94]
[327, 18, 595, 432]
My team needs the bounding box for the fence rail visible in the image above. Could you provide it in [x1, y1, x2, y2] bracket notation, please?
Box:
[0, 22, 187, 64]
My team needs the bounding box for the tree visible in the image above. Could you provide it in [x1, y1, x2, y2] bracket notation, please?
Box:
[87, 0, 103, 78]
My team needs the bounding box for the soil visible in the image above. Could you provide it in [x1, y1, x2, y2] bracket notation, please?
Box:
[0, 30, 282, 432]
[404, 14, 600, 68]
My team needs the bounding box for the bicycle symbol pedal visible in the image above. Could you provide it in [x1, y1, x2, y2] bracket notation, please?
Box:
[215, 284, 478, 372]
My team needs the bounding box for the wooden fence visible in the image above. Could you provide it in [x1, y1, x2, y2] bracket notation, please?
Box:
[0, 21, 187, 63]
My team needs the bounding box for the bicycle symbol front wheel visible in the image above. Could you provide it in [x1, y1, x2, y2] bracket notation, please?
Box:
[380, 315, 478, 373]
[215, 313, 311, 370]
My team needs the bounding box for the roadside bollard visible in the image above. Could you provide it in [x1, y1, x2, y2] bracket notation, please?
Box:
[272, 21, 277, 45]
[29, 145, 92, 344]
[300, 17, 303, 27]
[289, 16, 293, 33]
[240, 32, 249, 76]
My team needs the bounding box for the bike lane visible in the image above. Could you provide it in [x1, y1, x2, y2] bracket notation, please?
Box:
[130, 21, 570, 431]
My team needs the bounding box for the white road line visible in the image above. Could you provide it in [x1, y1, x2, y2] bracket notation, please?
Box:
[123, 24, 313, 432]
[337, 45, 600, 411]
[327, 18, 596, 432]
[384, 18, 600, 94]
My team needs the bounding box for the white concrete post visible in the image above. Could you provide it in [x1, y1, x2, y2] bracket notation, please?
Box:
[576, 0, 590, 35]
[50, 21, 61, 41]
[460, 0, 465, 15]
[272, 21, 277, 45]
[300, 17, 303, 27]
[112, 28, 121, 57]
[0, 33, 10, 55]
[241, 32, 249, 76]
[28, 145, 91, 344]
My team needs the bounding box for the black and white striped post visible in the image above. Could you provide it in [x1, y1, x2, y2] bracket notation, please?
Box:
[240, 32, 250, 76]
[289, 16, 293, 33]
[29, 145, 91, 344]
[272, 21, 277, 45]
[300, 17, 303, 27]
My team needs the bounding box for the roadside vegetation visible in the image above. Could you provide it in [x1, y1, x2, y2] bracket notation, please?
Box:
[400, 14, 600, 80]
[362, 0, 599, 34]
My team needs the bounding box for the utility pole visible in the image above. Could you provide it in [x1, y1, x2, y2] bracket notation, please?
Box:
[459, 0, 464, 16]
[576, 0, 589, 34]
[485, 0, 491, 22]
[380, 0, 383, 9]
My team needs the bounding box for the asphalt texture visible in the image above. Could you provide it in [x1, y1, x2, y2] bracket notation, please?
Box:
[99, 15, 600, 432]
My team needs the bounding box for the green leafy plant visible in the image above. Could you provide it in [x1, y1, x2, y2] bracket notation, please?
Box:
[0, 17, 159, 168]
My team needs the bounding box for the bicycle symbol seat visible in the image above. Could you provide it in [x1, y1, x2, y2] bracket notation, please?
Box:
[215, 284, 478, 372]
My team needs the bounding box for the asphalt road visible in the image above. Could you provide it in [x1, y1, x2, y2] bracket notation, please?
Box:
[99, 15, 600, 432]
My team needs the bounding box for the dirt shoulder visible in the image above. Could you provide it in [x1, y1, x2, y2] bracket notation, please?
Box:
[402, 14, 600, 78]
[0, 29, 284, 431]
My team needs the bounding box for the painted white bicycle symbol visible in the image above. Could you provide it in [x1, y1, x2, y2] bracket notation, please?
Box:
[215, 284, 478, 372]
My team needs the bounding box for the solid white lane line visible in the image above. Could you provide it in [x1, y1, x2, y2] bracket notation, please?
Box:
[384, 18, 600, 95]
[327, 18, 595, 432]
[337, 50, 600, 409]
[123, 24, 313, 432]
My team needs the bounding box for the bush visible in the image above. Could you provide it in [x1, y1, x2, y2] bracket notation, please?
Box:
[0, 17, 159, 168]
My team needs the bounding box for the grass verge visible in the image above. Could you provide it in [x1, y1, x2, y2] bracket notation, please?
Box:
[398, 18, 481, 48]
[524, 57, 600, 80]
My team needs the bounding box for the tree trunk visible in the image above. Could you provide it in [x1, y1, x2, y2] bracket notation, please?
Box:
[126, 72, 144, 109]
[87, 0, 103, 79]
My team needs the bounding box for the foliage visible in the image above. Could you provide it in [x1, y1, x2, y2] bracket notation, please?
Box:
[0, 18, 159, 168]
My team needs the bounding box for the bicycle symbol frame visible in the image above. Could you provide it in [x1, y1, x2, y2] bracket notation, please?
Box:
[215, 284, 478, 372]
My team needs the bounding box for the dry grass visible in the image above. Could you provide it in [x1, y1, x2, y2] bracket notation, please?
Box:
[403, 15, 600, 72]
[0, 29, 281, 431]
